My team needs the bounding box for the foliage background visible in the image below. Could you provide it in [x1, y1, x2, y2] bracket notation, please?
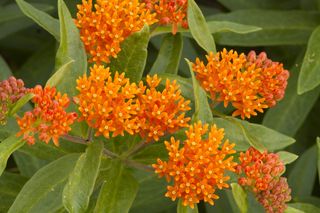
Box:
[0, 0, 319, 212]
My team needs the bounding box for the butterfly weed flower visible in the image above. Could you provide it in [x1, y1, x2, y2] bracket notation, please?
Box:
[236, 147, 291, 213]
[192, 49, 289, 119]
[76, 0, 157, 64]
[76, 65, 143, 138]
[0, 76, 28, 125]
[137, 75, 191, 141]
[16, 86, 77, 146]
[153, 121, 237, 208]
[144, 0, 188, 34]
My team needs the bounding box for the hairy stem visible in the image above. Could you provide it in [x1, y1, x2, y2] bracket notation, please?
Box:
[124, 159, 153, 172]
[61, 134, 87, 144]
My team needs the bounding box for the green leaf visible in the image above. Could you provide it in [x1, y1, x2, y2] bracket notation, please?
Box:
[288, 145, 317, 198]
[55, 0, 87, 97]
[231, 183, 247, 213]
[187, 0, 216, 53]
[318, 137, 320, 183]
[298, 26, 320, 94]
[0, 172, 28, 212]
[46, 59, 74, 87]
[0, 2, 53, 24]
[284, 206, 304, 213]
[216, 0, 299, 10]
[9, 93, 34, 116]
[13, 151, 49, 177]
[212, 117, 295, 151]
[177, 199, 198, 213]
[150, 33, 183, 75]
[63, 141, 103, 213]
[288, 203, 320, 213]
[15, 0, 60, 41]
[277, 151, 298, 165]
[8, 154, 80, 213]
[263, 56, 320, 137]
[0, 135, 24, 176]
[151, 21, 261, 37]
[207, 21, 261, 34]
[186, 59, 213, 123]
[94, 160, 139, 213]
[209, 10, 320, 46]
[0, 55, 12, 80]
[110, 25, 149, 83]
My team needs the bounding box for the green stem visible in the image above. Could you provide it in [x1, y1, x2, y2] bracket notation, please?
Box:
[124, 139, 154, 158]
[124, 159, 153, 172]
[61, 134, 87, 144]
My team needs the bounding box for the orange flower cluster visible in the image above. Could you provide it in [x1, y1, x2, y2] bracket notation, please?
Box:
[144, 0, 188, 34]
[137, 75, 190, 141]
[76, 65, 190, 141]
[153, 122, 237, 208]
[236, 147, 291, 213]
[75, 0, 157, 64]
[0, 76, 28, 125]
[17, 86, 77, 146]
[192, 49, 289, 119]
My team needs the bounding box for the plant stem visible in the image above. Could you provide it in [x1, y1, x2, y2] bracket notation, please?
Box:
[124, 159, 153, 172]
[103, 148, 119, 159]
[124, 139, 154, 157]
[61, 134, 87, 145]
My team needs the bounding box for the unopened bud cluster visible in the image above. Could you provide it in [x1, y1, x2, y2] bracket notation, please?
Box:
[0, 76, 28, 125]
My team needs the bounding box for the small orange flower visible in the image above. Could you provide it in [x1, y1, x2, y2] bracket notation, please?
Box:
[153, 121, 237, 208]
[76, 0, 157, 64]
[137, 75, 191, 141]
[192, 49, 289, 119]
[17, 86, 77, 146]
[0, 76, 28, 125]
[76, 65, 143, 138]
[144, 0, 188, 34]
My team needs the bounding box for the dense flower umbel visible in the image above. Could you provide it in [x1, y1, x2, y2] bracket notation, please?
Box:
[236, 147, 291, 213]
[0, 77, 28, 125]
[76, 65, 190, 141]
[153, 122, 237, 208]
[76, 65, 143, 138]
[256, 177, 291, 213]
[17, 86, 77, 146]
[137, 75, 190, 141]
[76, 0, 157, 64]
[192, 49, 289, 119]
[236, 147, 285, 192]
[144, 0, 188, 34]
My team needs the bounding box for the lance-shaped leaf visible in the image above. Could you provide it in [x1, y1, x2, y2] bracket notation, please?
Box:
[231, 183, 248, 213]
[277, 151, 298, 165]
[298, 26, 320, 94]
[186, 59, 213, 123]
[177, 199, 199, 213]
[317, 137, 320, 183]
[63, 141, 104, 213]
[9, 93, 34, 116]
[187, 0, 216, 53]
[15, 0, 60, 41]
[288, 203, 320, 213]
[0, 172, 28, 212]
[110, 25, 149, 83]
[55, 0, 87, 96]
[8, 154, 80, 213]
[150, 33, 183, 75]
[212, 117, 295, 152]
[0, 56, 12, 80]
[46, 59, 74, 87]
[94, 160, 139, 213]
[0, 135, 24, 176]
[289, 145, 317, 198]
